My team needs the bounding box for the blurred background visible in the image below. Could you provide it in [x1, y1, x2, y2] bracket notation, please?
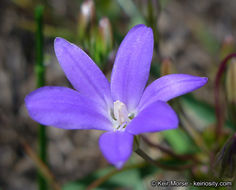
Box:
[0, 0, 236, 189]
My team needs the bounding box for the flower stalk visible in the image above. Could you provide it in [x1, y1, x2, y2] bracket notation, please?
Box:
[134, 135, 196, 169]
[35, 5, 47, 190]
[140, 135, 200, 162]
[135, 147, 194, 171]
[20, 138, 61, 190]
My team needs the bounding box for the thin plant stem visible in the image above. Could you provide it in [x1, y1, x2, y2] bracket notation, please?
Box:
[35, 5, 47, 190]
[86, 162, 147, 190]
[147, 0, 161, 77]
[135, 148, 194, 171]
[88, 137, 196, 189]
[20, 138, 61, 190]
[171, 100, 209, 154]
[215, 53, 236, 140]
[140, 135, 201, 163]
[87, 149, 194, 190]
[147, 0, 161, 55]
[134, 135, 195, 170]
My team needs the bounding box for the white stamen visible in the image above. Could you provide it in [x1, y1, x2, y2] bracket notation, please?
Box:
[113, 100, 129, 131]
[114, 100, 129, 124]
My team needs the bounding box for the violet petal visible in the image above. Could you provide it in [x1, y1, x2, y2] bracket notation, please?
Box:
[99, 131, 133, 168]
[110, 24, 154, 112]
[54, 37, 113, 110]
[25, 86, 112, 130]
[126, 101, 178, 135]
[138, 74, 208, 111]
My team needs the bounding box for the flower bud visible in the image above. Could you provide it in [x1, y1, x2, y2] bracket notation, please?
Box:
[77, 0, 95, 40]
[226, 58, 236, 126]
[98, 17, 113, 54]
[226, 59, 236, 103]
[215, 134, 236, 178]
[160, 58, 175, 76]
[220, 35, 235, 60]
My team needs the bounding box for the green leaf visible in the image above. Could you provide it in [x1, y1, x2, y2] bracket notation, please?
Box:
[162, 128, 199, 154]
[180, 95, 216, 127]
[180, 94, 235, 131]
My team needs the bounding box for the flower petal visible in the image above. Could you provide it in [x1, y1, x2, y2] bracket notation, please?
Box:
[110, 24, 154, 112]
[126, 101, 178, 135]
[138, 74, 208, 111]
[54, 37, 112, 110]
[25, 86, 112, 130]
[99, 131, 133, 168]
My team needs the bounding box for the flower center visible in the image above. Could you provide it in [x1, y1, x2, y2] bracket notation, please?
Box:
[112, 100, 133, 131]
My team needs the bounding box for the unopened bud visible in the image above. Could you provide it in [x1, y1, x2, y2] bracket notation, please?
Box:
[81, 0, 95, 21]
[226, 58, 236, 126]
[160, 58, 175, 76]
[220, 35, 235, 60]
[77, 0, 95, 40]
[215, 134, 236, 178]
[226, 59, 236, 104]
[98, 17, 113, 54]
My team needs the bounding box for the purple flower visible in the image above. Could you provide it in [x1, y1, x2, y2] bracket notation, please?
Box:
[25, 24, 207, 168]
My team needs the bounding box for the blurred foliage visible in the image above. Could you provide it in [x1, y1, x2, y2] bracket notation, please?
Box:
[193, 22, 220, 56]
[63, 166, 146, 190]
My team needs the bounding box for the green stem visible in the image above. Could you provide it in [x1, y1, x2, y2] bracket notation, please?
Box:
[147, 0, 160, 52]
[147, 0, 161, 77]
[35, 5, 47, 190]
